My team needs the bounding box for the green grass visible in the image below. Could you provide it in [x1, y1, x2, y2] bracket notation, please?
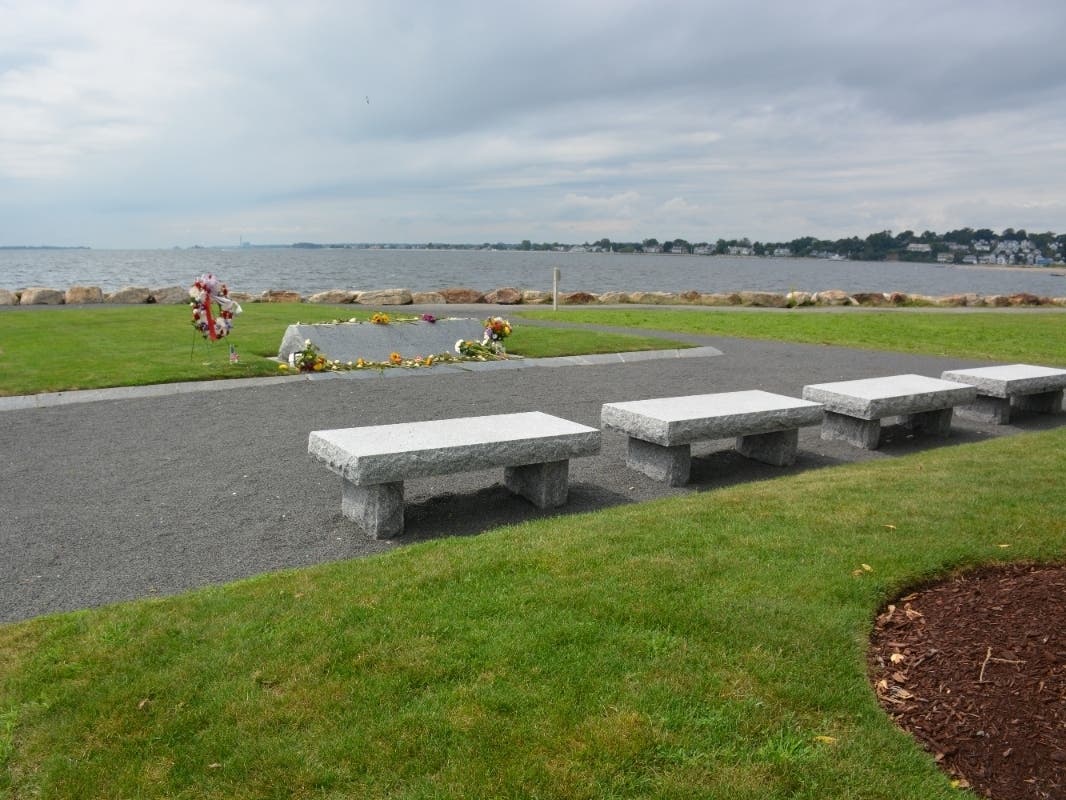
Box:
[2, 428, 1064, 798]
[519, 308, 1066, 365]
[0, 306, 689, 396]
[3, 306, 1064, 796]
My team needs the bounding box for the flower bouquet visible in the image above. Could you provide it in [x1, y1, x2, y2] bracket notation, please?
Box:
[482, 316, 512, 354]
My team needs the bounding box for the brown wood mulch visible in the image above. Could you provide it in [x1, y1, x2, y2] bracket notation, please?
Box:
[868, 563, 1066, 799]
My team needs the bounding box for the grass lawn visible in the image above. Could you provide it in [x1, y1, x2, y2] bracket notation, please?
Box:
[0, 305, 690, 397]
[2, 306, 1065, 797]
[519, 307, 1066, 366]
[2, 427, 1064, 798]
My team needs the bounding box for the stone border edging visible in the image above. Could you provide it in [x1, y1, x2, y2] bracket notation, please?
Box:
[2, 285, 1064, 308]
[0, 346, 724, 411]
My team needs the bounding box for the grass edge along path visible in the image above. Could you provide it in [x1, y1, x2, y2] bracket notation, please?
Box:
[2, 427, 1064, 798]
[0, 305, 691, 397]
[519, 307, 1066, 366]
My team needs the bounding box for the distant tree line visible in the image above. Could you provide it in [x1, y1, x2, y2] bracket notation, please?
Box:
[513, 228, 1065, 264]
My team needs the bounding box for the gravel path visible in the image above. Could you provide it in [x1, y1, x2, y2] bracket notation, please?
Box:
[2, 321, 1057, 623]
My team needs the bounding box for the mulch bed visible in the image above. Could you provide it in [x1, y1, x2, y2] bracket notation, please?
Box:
[868, 563, 1066, 799]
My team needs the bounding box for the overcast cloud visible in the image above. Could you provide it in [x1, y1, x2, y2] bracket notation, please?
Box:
[3, 0, 1066, 248]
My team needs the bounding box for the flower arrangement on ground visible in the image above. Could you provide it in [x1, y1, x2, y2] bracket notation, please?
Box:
[482, 316, 512, 353]
[285, 339, 340, 372]
[371, 312, 391, 325]
[189, 274, 242, 340]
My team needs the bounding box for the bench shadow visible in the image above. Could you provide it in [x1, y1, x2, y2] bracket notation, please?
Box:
[389, 482, 635, 545]
[681, 414, 1066, 492]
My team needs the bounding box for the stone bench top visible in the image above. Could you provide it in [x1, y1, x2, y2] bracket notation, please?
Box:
[601, 390, 825, 446]
[308, 411, 601, 485]
[802, 374, 977, 420]
[940, 364, 1066, 398]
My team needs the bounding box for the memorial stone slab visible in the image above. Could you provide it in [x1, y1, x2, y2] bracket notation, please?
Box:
[278, 318, 485, 363]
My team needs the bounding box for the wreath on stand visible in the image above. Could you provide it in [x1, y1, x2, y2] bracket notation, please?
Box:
[189, 274, 243, 361]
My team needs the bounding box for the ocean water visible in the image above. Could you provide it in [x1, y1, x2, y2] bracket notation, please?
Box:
[1, 247, 1064, 297]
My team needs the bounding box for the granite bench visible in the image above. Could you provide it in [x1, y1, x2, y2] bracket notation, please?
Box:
[940, 364, 1066, 424]
[600, 390, 825, 486]
[308, 411, 601, 538]
[802, 374, 978, 449]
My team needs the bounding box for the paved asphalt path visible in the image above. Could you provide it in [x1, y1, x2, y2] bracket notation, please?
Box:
[3, 313, 1059, 623]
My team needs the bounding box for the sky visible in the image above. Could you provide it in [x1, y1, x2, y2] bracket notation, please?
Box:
[3, 0, 1066, 249]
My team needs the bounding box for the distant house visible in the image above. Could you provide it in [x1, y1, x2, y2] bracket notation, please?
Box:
[962, 255, 978, 264]
[906, 243, 932, 253]
[936, 252, 955, 263]
[643, 245, 662, 254]
[772, 247, 792, 257]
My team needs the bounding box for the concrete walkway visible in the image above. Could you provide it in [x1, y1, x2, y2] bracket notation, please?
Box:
[2, 323, 1060, 623]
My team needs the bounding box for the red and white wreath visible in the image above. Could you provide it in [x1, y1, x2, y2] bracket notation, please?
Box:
[189, 274, 242, 340]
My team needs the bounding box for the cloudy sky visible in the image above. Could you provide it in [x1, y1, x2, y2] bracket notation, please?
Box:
[3, 0, 1066, 248]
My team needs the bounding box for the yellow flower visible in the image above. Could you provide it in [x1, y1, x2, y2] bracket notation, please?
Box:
[356, 358, 366, 368]
[389, 352, 402, 365]
[278, 363, 289, 371]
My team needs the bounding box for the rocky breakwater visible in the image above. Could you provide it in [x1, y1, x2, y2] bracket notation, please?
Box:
[2, 285, 1065, 308]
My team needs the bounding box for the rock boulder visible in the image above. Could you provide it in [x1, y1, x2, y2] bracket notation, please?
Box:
[261, 290, 303, 303]
[699, 293, 742, 306]
[850, 292, 890, 307]
[812, 289, 854, 306]
[520, 290, 551, 304]
[308, 290, 357, 304]
[560, 291, 598, 305]
[20, 287, 65, 305]
[411, 291, 447, 304]
[150, 286, 191, 305]
[65, 285, 104, 304]
[0, 289, 19, 305]
[483, 287, 522, 305]
[597, 291, 631, 304]
[634, 291, 690, 305]
[356, 288, 412, 306]
[106, 286, 152, 304]
[739, 291, 789, 308]
[1008, 293, 1045, 306]
[437, 287, 485, 304]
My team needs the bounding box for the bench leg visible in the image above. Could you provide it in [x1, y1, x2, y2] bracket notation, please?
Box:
[956, 394, 1012, 424]
[900, 407, 953, 437]
[1014, 389, 1063, 416]
[341, 479, 404, 539]
[504, 460, 570, 508]
[821, 411, 881, 450]
[626, 438, 691, 486]
[736, 428, 799, 467]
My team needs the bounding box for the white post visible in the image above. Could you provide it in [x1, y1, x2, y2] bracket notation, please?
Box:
[552, 267, 561, 310]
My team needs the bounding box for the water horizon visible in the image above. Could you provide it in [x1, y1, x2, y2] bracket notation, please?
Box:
[2, 247, 1065, 298]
